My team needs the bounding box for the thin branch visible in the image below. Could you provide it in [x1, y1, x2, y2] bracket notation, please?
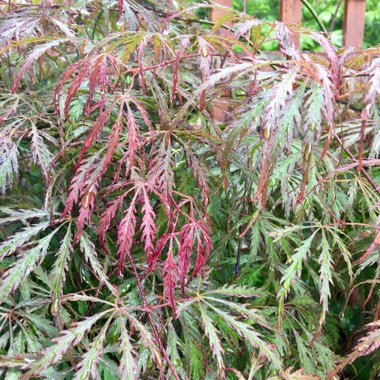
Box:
[329, 0, 343, 33]
[301, 0, 328, 34]
[334, 134, 380, 195]
[126, 251, 181, 380]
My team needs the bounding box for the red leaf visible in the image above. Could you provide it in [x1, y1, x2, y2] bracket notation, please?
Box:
[55, 53, 119, 121]
[99, 192, 128, 253]
[74, 182, 98, 242]
[117, 194, 138, 277]
[61, 153, 101, 220]
[310, 32, 340, 93]
[162, 245, 179, 317]
[129, 96, 154, 135]
[55, 59, 84, 112]
[191, 221, 212, 280]
[124, 104, 143, 175]
[179, 220, 213, 288]
[178, 223, 194, 294]
[148, 232, 171, 271]
[141, 187, 156, 264]
[100, 109, 123, 176]
[276, 22, 300, 60]
[64, 63, 91, 121]
[137, 37, 150, 95]
[118, 0, 124, 17]
[74, 105, 113, 173]
[150, 134, 173, 199]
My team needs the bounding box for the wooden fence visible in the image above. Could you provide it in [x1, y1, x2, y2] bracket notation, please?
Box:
[209, 0, 366, 121]
[211, 0, 366, 48]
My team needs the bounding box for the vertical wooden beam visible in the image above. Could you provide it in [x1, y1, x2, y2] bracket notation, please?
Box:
[343, 0, 366, 48]
[280, 0, 302, 48]
[210, 0, 233, 123]
[211, 0, 232, 23]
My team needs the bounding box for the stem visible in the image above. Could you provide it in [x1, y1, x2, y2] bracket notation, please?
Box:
[329, 0, 343, 33]
[334, 134, 380, 195]
[301, 0, 328, 34]
[126, 252, 181, 380]
[91, 9, 103, 40]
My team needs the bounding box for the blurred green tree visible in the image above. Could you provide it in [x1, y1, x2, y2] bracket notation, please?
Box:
[233, 0, 380, 49]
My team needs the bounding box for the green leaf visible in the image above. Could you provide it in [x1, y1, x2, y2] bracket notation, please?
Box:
[80, 232, 118, 297]
[203, 296, 271, 330]
[0, 221, 50, 261]
[73, 313, 115, 380]
[23, 310, 113, 378]
[0, 138, 18, 195]
[318, 230, 334, 321]
[118, 316, 139, 380]
[121, 311, 162, 368]
[0, 227, 61, 302]
[204, 302, 282, 370]
[0, 208, 49, 226]
[199, 304, 225, 377]
[51, 224, 72, 317]
[203, 284, 266, 298]
[279, 230, 319, 294]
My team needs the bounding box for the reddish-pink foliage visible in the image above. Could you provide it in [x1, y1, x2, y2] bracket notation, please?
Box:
[178, 223, 194, 295]
[74, 106, 113, 172]
[178, 219, 212, 293]
[117, 195, 137, 277]
[99, 193, 127, 253]
[162, 246, 179, 317]
[51, 32, 215, 315]
[54, 53, 119, 120]
[140, 187, 156, 265]
[74, 182, 99, 242]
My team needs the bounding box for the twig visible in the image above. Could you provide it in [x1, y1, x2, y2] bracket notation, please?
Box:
[126, 252, 181, 380]
[234, 233, 243, 277]
[329, 0, 343, 33]
[91, 9, 103, 40]
[334, 134, 380, 195]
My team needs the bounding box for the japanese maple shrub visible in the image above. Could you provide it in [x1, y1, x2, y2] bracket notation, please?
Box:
[0, 1, 380, 379]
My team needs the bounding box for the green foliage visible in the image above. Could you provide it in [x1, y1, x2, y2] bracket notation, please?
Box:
[233, 0, 380, 48]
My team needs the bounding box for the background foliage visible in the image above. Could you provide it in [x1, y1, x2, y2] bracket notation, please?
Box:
[232, 0, 380, 49]
[0, 1, 379, 379]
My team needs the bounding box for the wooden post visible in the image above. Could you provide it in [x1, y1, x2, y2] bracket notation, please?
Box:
[211, 0, 232, 23]
[343, 0, 366, 48]
[210, 0, 233, 123]
[280, 0, 302, 48]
